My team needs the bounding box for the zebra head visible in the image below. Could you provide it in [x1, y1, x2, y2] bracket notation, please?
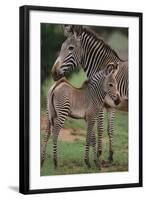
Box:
[51, 25, 83, 81]
[103, 62, 121, 106]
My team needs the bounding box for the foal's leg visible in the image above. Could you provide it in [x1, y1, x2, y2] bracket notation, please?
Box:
[84, 115, 96, 168]
[52, 120, 62, 168]
[107, 108, 115, 163]
[97, 109, 104, 163]
[41, 111, 51, 167]
[90, 132, 99, 167]
[52, 103, 70, 168]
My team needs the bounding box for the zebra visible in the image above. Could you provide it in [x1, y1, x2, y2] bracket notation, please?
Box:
[41, 63, 120, 168]
[51, 25, 128, 163]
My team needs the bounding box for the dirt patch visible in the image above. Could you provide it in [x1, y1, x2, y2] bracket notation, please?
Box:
[59, 128, 84, 142]
[41, 112, 84, 142]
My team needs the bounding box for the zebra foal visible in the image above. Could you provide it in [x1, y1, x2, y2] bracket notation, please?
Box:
[42, 63, 120, 168]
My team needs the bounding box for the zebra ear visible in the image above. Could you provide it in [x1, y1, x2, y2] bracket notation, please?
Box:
[63, 25, 82, 38]
[73, 25, 83, 39]
[63, 25, 74, 37]
[105, 62, 119, 76]
[105, 63, 115, 75]
[113, 62, 119, 75]
[73, 25, 82, 35]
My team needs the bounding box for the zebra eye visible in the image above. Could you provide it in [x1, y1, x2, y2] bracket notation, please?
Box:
[109, 83, 113, 87]
[68, 46, 74, 51]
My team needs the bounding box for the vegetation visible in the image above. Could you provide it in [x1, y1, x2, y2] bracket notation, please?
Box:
[41, 111, 128, 176]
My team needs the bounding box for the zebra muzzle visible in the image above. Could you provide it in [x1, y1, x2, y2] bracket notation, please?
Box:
[51, 70, 63, 81]
[51, 59, 63, 81]
[114, 94, 121, 105]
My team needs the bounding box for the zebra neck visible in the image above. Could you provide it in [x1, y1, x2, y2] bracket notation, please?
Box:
[80, 31, 120, 79]
[87, 75, 106, 106]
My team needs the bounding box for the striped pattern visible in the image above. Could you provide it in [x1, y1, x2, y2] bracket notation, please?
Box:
[41, 106, 50, 167]
[51, 26, 128, 162]
[81, 29, 121, 78]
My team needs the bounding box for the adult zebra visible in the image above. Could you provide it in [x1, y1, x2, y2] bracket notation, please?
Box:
[51, 25, 128, 163]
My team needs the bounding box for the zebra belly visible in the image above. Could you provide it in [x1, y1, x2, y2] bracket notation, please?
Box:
[68, 90, 88, 119]
[69, 108, 86, 119]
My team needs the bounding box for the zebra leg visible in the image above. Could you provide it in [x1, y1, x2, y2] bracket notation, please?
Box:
[52, 105, 70, 168]
[52, 123, 61, 169]
[107, 108, 115, 163]
[97, 109, 104, 162]
[41, 119, 51, 167]
[84, 117, 96, 168]
[90, 132, 99, 167]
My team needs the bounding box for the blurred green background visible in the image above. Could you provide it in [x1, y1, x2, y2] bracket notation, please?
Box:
[40, 24, 128, 176]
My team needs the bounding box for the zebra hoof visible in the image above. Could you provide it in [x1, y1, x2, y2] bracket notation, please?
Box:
[41, 159, 45, 167]
[108, 151, 113, 163]
[108, 158, 113, 163]
[94, 160, 101, 170]
[108, 156, 113, 163]
[54, 159, 58, 169]
[97, 150, 102, 157]
[84, 159, 91, 168]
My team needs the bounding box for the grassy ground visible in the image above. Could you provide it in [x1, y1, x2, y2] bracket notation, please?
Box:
[41, 111, 128, 176]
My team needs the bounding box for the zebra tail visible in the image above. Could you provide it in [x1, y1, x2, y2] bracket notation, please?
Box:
[48, 88, 57, 126]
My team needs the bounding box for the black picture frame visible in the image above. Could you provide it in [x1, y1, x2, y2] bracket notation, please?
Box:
[19, 5, 143, 194]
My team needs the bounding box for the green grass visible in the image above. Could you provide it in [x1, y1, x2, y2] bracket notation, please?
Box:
[41, 111, 128, 176]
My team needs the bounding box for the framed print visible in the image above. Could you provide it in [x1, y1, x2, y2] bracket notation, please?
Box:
[19, 5, 143, 194]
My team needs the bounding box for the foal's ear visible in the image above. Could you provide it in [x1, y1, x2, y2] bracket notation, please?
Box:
[111, 62, 119, 75]
[105, 63, 114, 75]
[105, 62, 119, 75]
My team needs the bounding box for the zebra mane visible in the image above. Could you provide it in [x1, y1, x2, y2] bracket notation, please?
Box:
[82, 27, 124, 61]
